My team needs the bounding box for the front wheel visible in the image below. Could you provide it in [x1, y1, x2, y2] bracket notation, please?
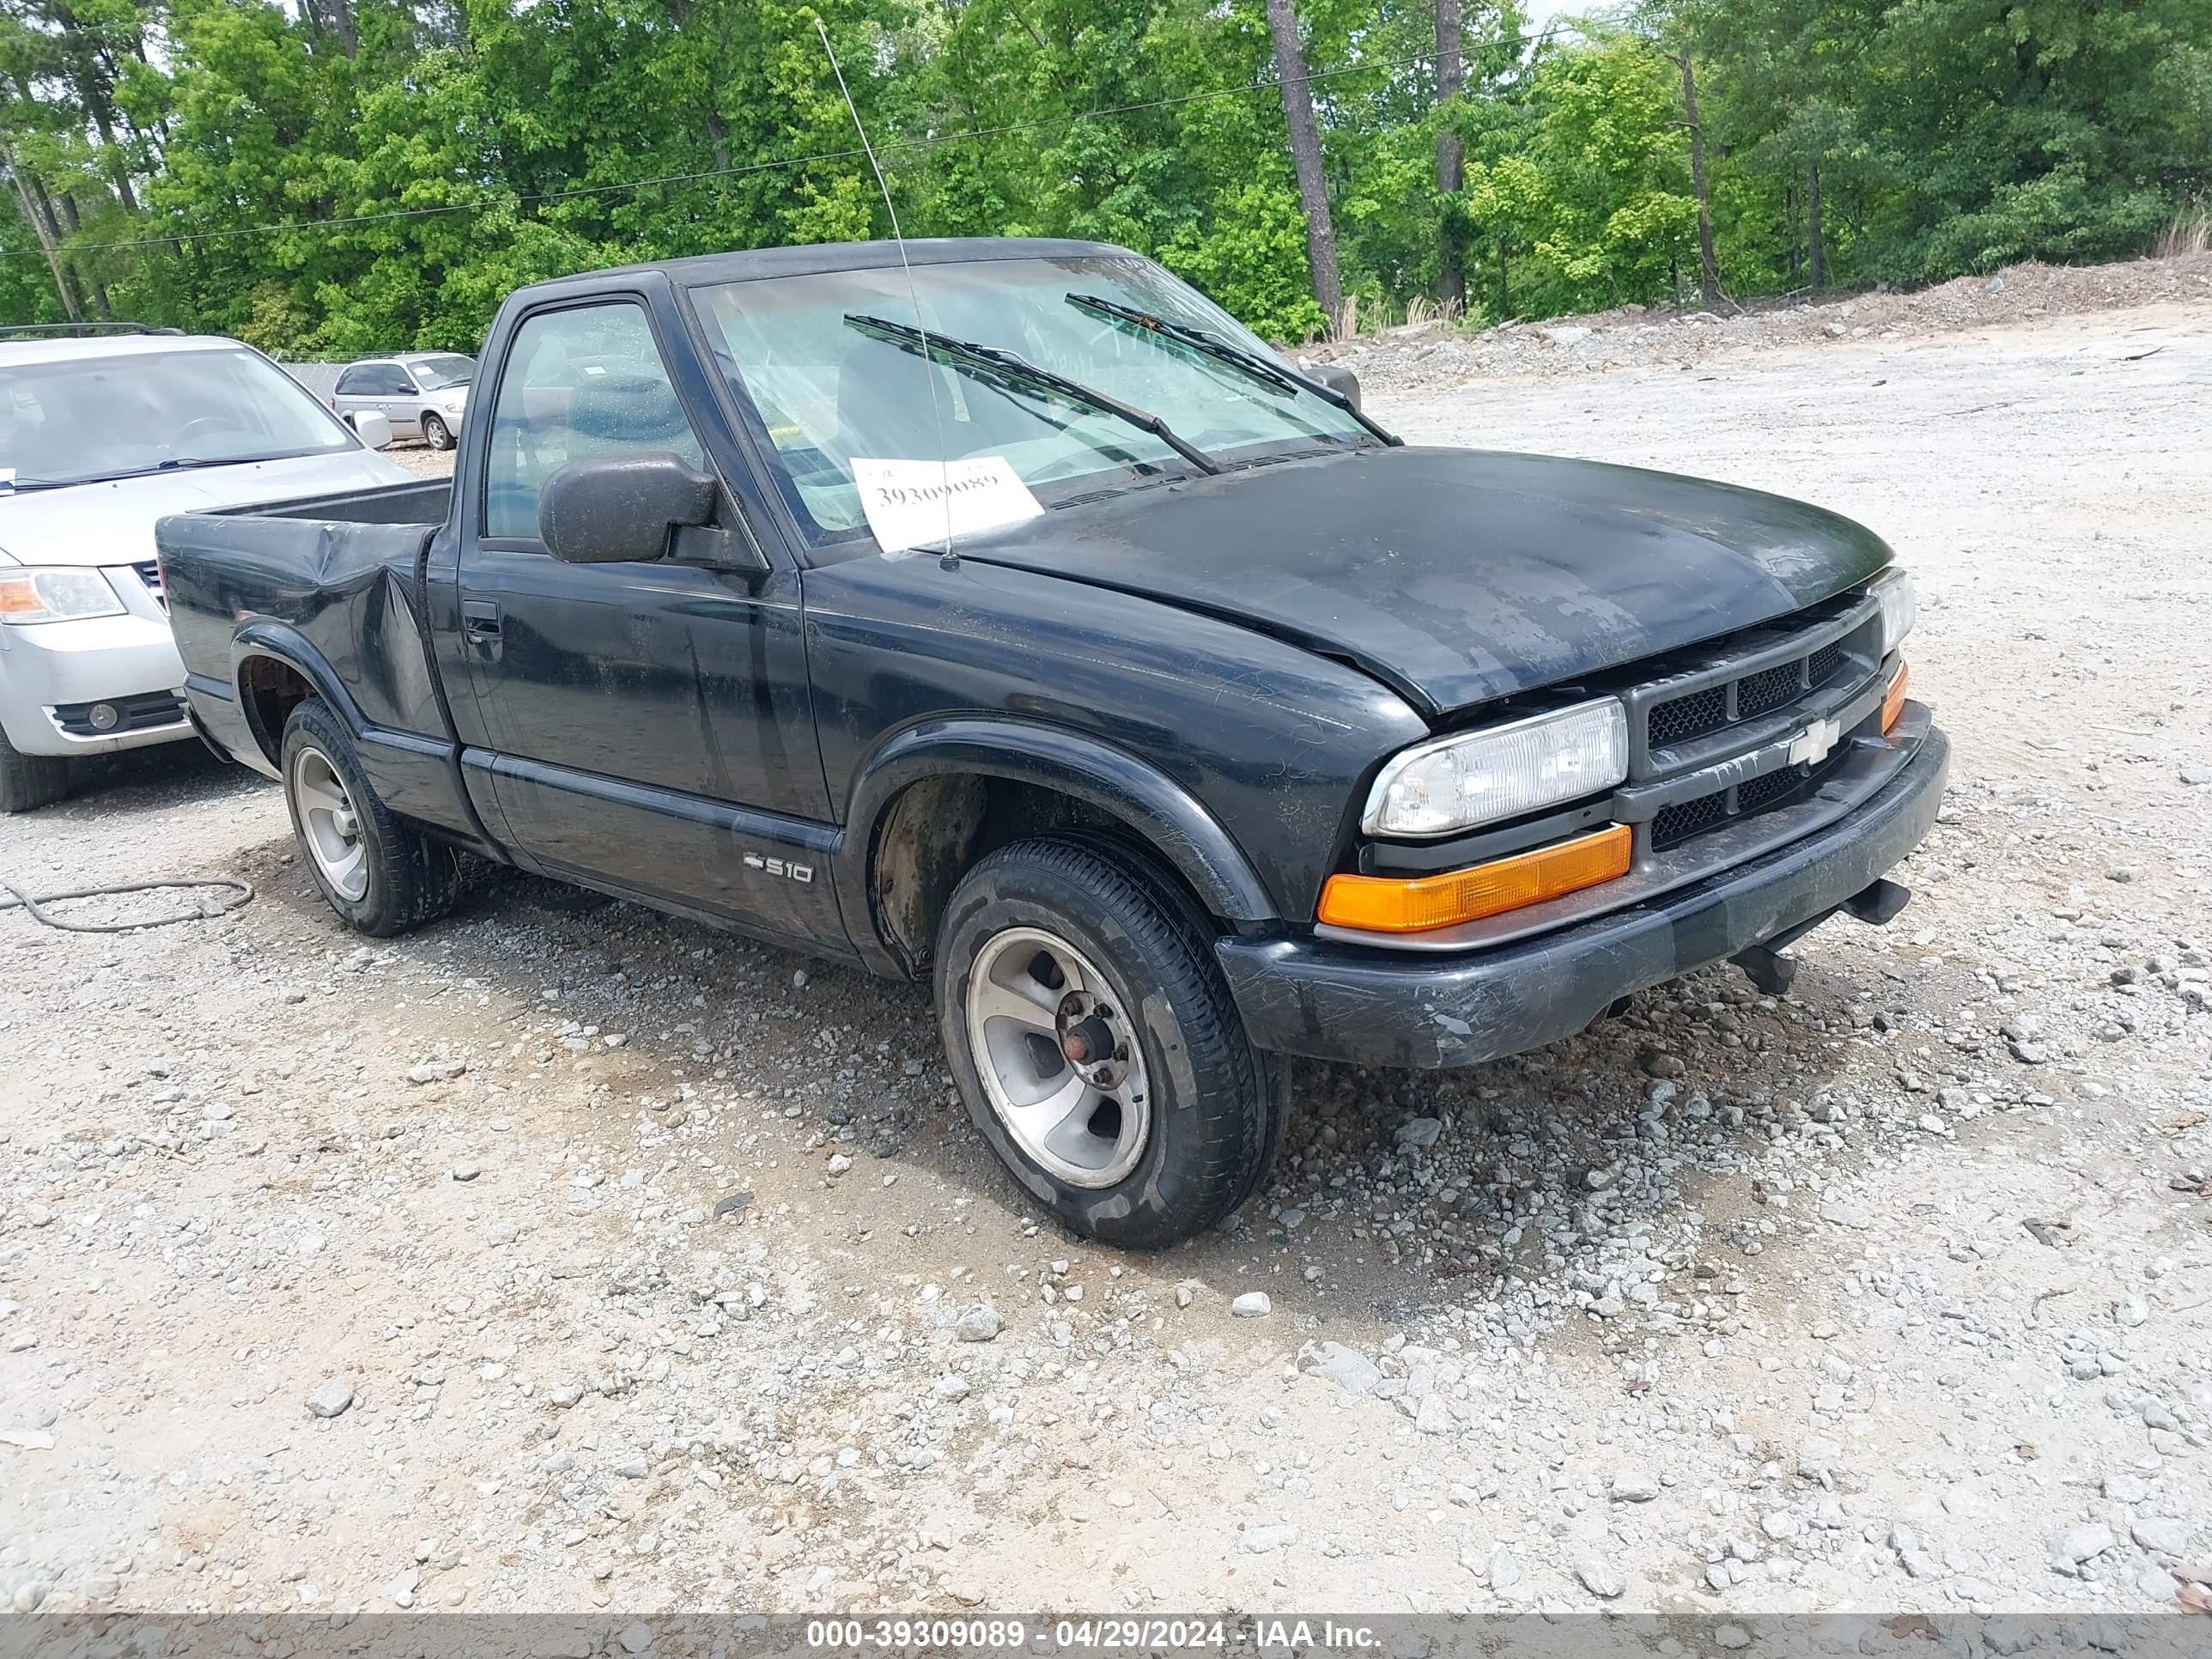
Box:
[281, 699, 460, 935]
[0, 721, 70, 813]
[420, 412, 453, 451]
[934, 838, 1281, 1249]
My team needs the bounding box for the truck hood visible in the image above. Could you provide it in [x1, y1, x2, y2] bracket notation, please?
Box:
[0, 449, 412, 569]
[952, 446, 1893, 716]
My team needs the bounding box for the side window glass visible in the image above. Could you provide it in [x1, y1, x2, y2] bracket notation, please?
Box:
[335, 366, 366, 396]
[482, 303, 707, 542]
[377, 367, 412, 395]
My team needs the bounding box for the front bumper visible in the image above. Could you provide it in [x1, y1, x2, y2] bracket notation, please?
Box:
[1218, 716, 1949, 1070]
[0, 576, 191, 757]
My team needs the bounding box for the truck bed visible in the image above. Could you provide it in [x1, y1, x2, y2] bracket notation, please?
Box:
[198, 477, 452, 526]
[158, 479, 458, 793]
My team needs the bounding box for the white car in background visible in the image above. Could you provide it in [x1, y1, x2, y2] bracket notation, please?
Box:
[331, 351, 475, 450]
[0, 324, 412, 812]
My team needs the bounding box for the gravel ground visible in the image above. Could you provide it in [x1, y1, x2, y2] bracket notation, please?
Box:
[2, 283, 2209, 1622]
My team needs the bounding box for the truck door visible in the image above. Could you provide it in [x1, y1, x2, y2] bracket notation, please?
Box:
[453, 293, 842, 947]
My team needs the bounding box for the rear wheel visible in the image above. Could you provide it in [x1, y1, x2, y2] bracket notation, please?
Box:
[0, 723, 70, 814]
[281, 699, 460, 935]
[934, 838, 1279, 1249]
[420, 412, 453, 451]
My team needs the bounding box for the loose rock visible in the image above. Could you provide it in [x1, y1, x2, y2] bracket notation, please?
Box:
[305, 1377, 355, 1419]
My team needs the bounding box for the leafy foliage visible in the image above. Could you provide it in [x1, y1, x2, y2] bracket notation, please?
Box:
[1, 0, 2205, 348]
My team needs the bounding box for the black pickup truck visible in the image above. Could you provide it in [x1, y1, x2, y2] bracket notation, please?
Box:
[160, 237, 1948, 1248]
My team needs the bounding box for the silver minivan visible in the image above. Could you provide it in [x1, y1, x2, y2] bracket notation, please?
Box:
[331, 351, 476, 450]
[0, 325, 411, 811]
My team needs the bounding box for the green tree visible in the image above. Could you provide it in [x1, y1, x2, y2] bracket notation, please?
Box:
[1461, 33, 1698, 316]
[1, 0, 2205, 344]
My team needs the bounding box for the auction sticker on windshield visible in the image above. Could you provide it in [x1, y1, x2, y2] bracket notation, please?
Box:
[852, 456, 1042, 555]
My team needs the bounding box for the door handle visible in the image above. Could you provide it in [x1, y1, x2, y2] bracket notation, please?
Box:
[462, 599, 502, 659]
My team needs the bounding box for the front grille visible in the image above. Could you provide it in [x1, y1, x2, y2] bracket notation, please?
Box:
[1735, 765, 1806, 815]
[1648, 685, 1727, 748]
[1636, 599, 1880, 775]
[1735, 660, 1800, 720]
[1650, 789, 1729, 849]
[52, 690, 186, 738]
[1650, 752, 1842, 851]
[132, 560, 166, 608]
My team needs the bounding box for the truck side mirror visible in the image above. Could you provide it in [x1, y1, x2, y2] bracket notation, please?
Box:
[1306, 363, 1362, 410]
[352, 410, 394, 450]
[539, 453, 720, 564]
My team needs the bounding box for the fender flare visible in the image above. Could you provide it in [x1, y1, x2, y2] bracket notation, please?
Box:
[229, 623, 368, 762]
[836, 717, 1278, 970]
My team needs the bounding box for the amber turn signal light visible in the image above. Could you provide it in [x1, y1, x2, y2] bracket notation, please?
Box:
[1881, 660, 1909, 732]
[1319, 823, 1632, 933]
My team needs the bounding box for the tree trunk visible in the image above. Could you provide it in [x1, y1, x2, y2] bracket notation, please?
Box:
[1433, 0, 1465, 308]
[1805, 157, 1826, 290]
[51, 0, 148, 206]
[1677, 52, 1720, 308]
[297, 0, 357, 54]
[78, 69, 141, 211]
[4, 152, 83, 322]
[1496, 236, 1510, 319]
[1264, 0, 1344, 327]
[316, 0, 360, 55]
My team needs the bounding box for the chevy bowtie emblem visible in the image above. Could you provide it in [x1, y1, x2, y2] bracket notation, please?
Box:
[1788, 714, 1842, 768]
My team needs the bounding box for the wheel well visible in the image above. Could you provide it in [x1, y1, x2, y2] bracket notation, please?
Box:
[238, 655, 318, 765]
[870, 775, 1220, 973]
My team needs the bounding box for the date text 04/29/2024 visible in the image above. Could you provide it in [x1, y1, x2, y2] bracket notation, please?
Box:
[802, 1621, 1386, 1651]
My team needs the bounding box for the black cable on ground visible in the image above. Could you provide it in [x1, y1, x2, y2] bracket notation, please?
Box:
[0, 877, 254, 933]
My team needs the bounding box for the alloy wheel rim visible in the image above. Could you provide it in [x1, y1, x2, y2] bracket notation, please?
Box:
[963, 927, 1152, 1188]
[291, 745, 368, 902]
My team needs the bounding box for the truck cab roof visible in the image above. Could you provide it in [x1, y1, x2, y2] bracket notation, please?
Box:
[514, 236, 1133, 300]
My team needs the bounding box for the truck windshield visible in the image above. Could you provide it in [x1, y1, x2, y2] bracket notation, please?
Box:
[0, 347, 356, 487]
[691, 255, 1368, 544]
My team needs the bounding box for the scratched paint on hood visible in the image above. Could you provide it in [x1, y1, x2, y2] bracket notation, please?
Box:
[942, 445, 1894, 715]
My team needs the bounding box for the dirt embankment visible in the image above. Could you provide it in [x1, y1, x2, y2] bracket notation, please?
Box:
[1301, 252, 2212, 392]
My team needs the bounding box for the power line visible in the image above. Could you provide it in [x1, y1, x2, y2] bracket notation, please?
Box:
[28, 22, 1587, 259]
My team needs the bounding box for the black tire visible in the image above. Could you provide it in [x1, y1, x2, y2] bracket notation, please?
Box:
[420, 413, 453, 451]
[281, 699, 460, 936]
[0, 722, 70, 813]
[1050, 825, 1290, 1218]
[934, 837, 1279, 1249]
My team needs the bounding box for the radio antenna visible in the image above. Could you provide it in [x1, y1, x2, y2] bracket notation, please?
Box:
[815, 19, 954, 558]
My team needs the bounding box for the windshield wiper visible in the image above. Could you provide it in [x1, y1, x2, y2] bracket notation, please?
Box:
[1069, 293, 1302, 396]
[1065, 293, 1399, 445]
[10, 456, 269, 489]
[5, 462, 204, 489]
[843, 313, 1220, 477]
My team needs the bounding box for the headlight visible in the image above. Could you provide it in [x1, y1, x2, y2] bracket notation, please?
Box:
[1870, 567, 1915, 655]
[1363, 698, 1629, 838]
[0, 567, 125, 625]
